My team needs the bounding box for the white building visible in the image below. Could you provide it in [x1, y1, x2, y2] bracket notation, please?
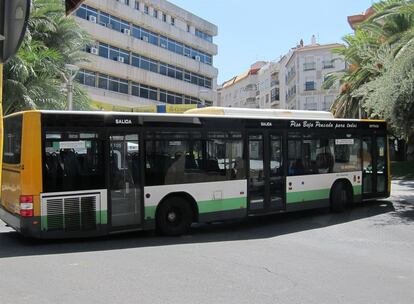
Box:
[217, 61, 266, 108]
[218, 38, 344, 112]
[283, 39, 344, 111]
[73, 0, 218, 111]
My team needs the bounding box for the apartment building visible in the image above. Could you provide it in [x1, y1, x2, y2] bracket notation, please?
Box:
[283, 39, 344, 111]
[218, 38, 344, 112]
[73, 0, 218, 112]
[218, 61, 266, 108]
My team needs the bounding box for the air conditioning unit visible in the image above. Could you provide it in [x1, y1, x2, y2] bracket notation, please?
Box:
[117, 56, 125, 63]
[195, 55, 201, 62]
[142, 36, 149, 42]
[122, 28, 131, 35]
[88, 15, 97, 23]
[90, 47, 98, 55]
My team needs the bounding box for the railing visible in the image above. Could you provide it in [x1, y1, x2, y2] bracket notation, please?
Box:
[303, 62, 316, 71]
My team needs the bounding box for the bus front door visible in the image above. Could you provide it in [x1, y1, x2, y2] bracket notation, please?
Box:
[362, 135, 388, 197]
[248, 133, 284, 213]
[109, 133, 142, 228]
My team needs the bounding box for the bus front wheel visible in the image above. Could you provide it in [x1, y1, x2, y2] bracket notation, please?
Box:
[330, 182, 351, 213]
[156, 197, 193, 236]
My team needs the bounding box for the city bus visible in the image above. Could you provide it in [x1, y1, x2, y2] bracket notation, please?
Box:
[0, 108, 390, 238]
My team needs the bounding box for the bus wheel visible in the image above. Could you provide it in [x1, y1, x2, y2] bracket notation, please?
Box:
[330, 182, 350, 213]
[156, 197, 193, 236]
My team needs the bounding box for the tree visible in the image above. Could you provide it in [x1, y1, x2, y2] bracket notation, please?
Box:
[2, 0, 91, 115]
[355, 40, 414, 141]
[329, 0, 414, 119]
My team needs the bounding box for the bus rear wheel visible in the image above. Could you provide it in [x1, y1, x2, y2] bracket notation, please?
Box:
[330, 182, 351, 213]
[156, 197, 193, 236]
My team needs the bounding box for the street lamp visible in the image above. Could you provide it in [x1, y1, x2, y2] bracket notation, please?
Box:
[63, 64, 79, 111]
[198, 89, 210, 107]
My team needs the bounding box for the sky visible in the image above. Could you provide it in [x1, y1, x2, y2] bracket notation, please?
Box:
[169, 0, 373, 84]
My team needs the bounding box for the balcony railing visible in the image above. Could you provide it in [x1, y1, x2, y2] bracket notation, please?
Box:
[303, 62, 316, 71]
[323, 60, 334, 69]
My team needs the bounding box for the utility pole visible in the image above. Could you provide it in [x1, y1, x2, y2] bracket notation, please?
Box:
[64, 64, 79, 111]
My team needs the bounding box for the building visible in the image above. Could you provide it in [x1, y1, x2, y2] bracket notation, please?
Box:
[218, 38, 345, 112]
[73, 0, 218, 112]
[218, 61, 266, 108]
[347, 7, 375, 29]
[255, 61, 282, 109]
[283, 38, 344, 111]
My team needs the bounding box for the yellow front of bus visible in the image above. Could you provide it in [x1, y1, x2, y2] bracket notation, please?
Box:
[0, 111, 43, 237]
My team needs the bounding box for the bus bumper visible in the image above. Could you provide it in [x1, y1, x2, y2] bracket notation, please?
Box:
[0, 205, 42, 237]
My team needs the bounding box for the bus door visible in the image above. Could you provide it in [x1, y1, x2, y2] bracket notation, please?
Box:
[362, 135, 388, 197]
[108, 132, 142, 228]
[247, 132, 284, 213]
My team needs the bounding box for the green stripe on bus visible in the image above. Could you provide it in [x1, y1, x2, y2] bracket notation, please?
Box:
[145, 206, 157, 220]
[198, 197, 247, 214]
[287, 189, 330, 204]
[144, 197, 247, 220]
[287, 184, 363, 204]
[353, 185, 362, 196]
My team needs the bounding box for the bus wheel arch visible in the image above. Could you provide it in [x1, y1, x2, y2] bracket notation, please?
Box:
[155, 192, 198, 236]
[330, 179, 353, 212]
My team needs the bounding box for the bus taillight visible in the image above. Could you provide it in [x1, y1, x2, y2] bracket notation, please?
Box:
[19, 195, 34, 217]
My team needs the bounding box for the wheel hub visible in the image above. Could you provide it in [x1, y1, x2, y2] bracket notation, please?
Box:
[167, 211, 177, 222]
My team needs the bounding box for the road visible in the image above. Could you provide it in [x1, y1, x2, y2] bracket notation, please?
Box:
[0, 180, 413, 304]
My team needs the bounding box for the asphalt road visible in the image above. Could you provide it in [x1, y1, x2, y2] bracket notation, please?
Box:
[0, 180, 413, 304]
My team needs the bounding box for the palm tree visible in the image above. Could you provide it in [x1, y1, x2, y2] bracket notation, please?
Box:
[329, 0, 414, 118]
[2, 0, 91, 115]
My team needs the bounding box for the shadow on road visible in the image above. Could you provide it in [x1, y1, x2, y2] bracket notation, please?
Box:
[0, 200, 396, 259]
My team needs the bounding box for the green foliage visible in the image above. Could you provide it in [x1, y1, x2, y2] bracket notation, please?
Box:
[330, 0, 414, 140]
[3, 0, 92, 114]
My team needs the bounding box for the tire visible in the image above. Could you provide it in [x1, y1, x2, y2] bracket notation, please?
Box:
[330, 182, 350, 213]
[156, 197, 193, 236]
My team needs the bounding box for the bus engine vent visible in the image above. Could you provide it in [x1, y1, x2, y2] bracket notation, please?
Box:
[42, 193, 99, 232]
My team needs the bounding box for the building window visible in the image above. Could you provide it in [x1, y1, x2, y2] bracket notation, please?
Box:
[78, 69, 211, 105]
[77, 69, 96, 87]
[144, 4, 149, 14]
[134, 1, 139, 10]
[75, 4, 213, 65]
[271, 88, 279, 101]
[117, 0, 129, 5]
[323, 95, 334, 111]
[304, 97, 317, 110]
[195, 29, 213, 42]
[187, 24, 190, 32]
[153, 9, 158, 18]
[323, 59, 334, 69]
[304, 62, 316, 71]
[304, 56, 316, 71]
[170, 17, 175, 26]
[305, 81, 316, 91]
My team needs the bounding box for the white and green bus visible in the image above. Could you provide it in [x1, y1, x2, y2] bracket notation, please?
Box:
[0, 107, 390, 238]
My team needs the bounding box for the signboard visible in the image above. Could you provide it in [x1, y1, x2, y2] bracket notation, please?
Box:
[0, 0, 31, 63]
[335, 139, 355, 145]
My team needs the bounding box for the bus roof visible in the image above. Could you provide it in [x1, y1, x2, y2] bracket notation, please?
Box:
[5, 108, 385, 123]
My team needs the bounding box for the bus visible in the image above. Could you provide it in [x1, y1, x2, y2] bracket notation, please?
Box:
[0, 108, 390, 238]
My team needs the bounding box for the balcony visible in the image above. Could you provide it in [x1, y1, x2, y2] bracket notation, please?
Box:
[271, 80, 279, 87]
[245, 97, 257, 105]
[286, 70, 296, 83]
[323, 60, 334, 69]
[303, 62, 316, 71]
